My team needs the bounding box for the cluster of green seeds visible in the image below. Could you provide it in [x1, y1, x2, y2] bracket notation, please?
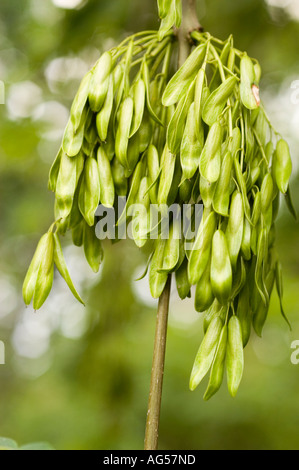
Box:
[23, 28, 295, 399]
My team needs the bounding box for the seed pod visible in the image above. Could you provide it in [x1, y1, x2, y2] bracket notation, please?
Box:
[240, 53, 260, 110]
[241, 217, 251, 261]
[62, 117, 85, 158]
[188, 210, 217, 285]
[212, 151, 233, 216]
[199, 121, 222, 183]
[130, 176, 151, 247]
[233, 156, 251, 222]
[194, 261, 214, 313]
[210, 230, 232, 304]
[203, 299, 224, 334]
[203, 324, 228, 401]
[115, 96, 134, 169]
[142, 60, 164, 127]
[149, 238, 168, 299]
[96, 75, 114, 142]
[255, 227, 268, 306]
[273, 139, 292, 194]
[194, 68, 206, 135]
[189, 316, 223, 391]
[117, 158, 145, 226]
[32, 232, 55, 311]
[251, 191, 261, 226]
[146, 144, 160, 205]
[79, 156, 101, 226]
[175, 257, 191, 300]
[22, 233, 52, 306]
[226, 191, 244, 270]
[89, 51, 112, 112]
[200, 176, 216, 209]
[72, 220, 84, 247]
[252, 268, 275, 337]
[202, 76, 238, 126]
[179, 176, 195, 203]
[53, 233, 85, 305]
[48, 148, 62, 192]
[158, 0, 176, 40]
[167, 79, 195, 155]
[285, 186, 297, 220]
[55, 152, 78, 219]
[226, 315, 244, 397]
[129, 78, 146, 138]
[275, 261, 292, 330]
[157, 145, 176, 209]
[111, 157, 128, 197]
[180, 102, 203, 179]
[261, 173, 274, 214]
[237, 284, 251, 347]
[160, 219, 180, 272]
[83, 223, 104, 273]
[162, 43, 207, 106]
[70, 71, 92, 133]
[97, 146, 115, 208]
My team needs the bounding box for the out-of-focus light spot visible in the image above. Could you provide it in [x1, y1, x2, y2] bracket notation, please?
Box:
[51, 0, 85, 10]
[60, 308, 88, 339]
[30, 0, 63, 25]
[0, 278, 18, 319]
[32, 100, 69, 141]
[7, 81, 43, 120]
[45, 56, 88, 94]
[12, 315, 51, 359]
[169, 286, 201, 332]
[265, 0, 299, 21]
[131, 267, 157, 308]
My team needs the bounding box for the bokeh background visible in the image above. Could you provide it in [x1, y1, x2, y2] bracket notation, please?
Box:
[1, 0, 299, 450]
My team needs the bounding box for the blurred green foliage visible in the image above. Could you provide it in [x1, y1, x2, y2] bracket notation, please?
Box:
[1, 0, 299, 450]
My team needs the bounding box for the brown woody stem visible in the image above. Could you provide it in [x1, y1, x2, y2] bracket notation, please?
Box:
[144, 0, 202, 451]
[144, 275, 171, 450]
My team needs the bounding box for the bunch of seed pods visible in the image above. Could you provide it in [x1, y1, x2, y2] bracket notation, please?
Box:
[23, 29, 295, 399]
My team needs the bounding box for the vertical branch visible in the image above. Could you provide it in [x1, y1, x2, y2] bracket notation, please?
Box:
[144, 275, 171, 450]
[144, 0, 202, 451]
[178, 0, 203, 66]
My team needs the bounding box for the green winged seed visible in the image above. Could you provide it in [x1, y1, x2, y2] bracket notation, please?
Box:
[160, 220, 180, 272]
[261, 173, 274, 214]
[226, 191, 244, 270]
[188, 210, 217, 285]
[22, 233, 51, 306]
[274, 139, 292, 194]
[202, 76, 238, 126]
[53, 233, 85, 305]
[240, 53, 260, 110]
[162, 43, 207, 106]
[175, 257, 191, 300]
[252, 191, 261, 226]
[48, 148, 62, 192]
[97, 147, 115, 208]
[96, 75, 114, 142]
[89, 51, 112, 112]
[62, 117, 85, 157]
[194, 262, 214, 313]
[194, 68, 206, 135]
[79, 156, 100, 226]
[200, 176, 216, 209]
[115, 97, 134, 169]
[226, 315, 244, 397]
[199, 121, 222, 183]
[83, 223, 104, 273]
[32, 232, 55, 311]
[237, 284, 251, 347]
[167, 79, 195, 155]
[157, 145, 176, 209]
[70, 71, 92, 133]
[180, 102, 203, 179]
[149, 238, 168, 299]
[111, 157, 128, 197]
[252, 268, 275, 337]
[189, 316, 223, 391]
[213, 151, 233, 216]
[203, 324, 228, 401]
[210, 230, 232, 304]
[241, 217, 251, 261]
[203, 299, 223, 334]
[55, 152, 78, 220]
[130, 78, 146, 138]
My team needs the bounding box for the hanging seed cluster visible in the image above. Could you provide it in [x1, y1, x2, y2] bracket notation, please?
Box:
[23, 25, 295, 400]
